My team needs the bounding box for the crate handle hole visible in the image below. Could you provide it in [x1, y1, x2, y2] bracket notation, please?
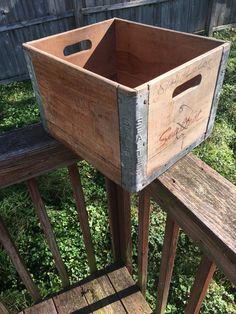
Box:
[63, 40, 92, 56]
[173, 74, 202, 98]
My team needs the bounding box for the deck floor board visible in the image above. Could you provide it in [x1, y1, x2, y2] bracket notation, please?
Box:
[21, 266, 151, 314]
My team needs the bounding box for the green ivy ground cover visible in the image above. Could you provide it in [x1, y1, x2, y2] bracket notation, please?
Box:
[0, 30, 235, 313]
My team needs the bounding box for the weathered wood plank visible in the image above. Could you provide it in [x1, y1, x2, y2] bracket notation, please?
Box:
[24, 265, 150, 313]
[24, 299, 57, 314]
[185, 255, 216, 314]
[68, 164, 97, 273]
[53, 284, 88, 314]
[81, 0, 168, 15]
[26, 178, 70, 288]
[138, 188, 151, 296]
[82, 274, 126, 313]
[0, 217, 41, 302]
[0, 10, 74, 33]
[155, 215, 180, 314]
[148, 153, 236, 284]
[205, 0, 217, 36]
[107, 266, 152, 313]
[0, 124, 78, 189]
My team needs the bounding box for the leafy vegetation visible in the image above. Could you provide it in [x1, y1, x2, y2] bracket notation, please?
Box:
[0, 29, 235, 313]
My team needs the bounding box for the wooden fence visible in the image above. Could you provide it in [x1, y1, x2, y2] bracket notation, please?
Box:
[0, 0, 235, 84]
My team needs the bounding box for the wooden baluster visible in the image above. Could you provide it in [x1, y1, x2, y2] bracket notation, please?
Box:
[26, 178, 70, 288]
[155, 215, 180, 314]
[0, 302, 10, 314]
[105, 178, 132, 274]
[0, 217, 41, 302]
[117, 185, 132, 274]
[68, 164, 97, 273]
[138, 188, 151, 296]
[185, 255, 216, 314]
[105, 178, 121, 262]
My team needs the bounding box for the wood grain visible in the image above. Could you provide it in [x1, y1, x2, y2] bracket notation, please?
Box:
[155, 215, 180, 314]
[53, 284, 88, 314]
[147, 47, 223, 176]
[26, 45, 121, 184]
[22, 266, 150, 314]
[116, 18, 222, 88]
[82, 274, 126, 313]
[185, 255, 216, 314]
[0, 123, 78, 189]
[148, 153, 236, 284]
[68, 164, 97, 273]
[24, 299, 57, 314]
[108, 267, 152, 313]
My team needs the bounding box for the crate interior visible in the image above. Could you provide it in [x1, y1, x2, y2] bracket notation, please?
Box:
[30, 19, 223, 89]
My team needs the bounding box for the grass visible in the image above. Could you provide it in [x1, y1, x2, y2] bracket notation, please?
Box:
[0, 29, 235, 313]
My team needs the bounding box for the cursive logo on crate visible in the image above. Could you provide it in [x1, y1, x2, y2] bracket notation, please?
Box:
[159, 104, 203, 149]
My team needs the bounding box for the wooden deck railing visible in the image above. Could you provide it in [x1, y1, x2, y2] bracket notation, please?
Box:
[0, 123, 235, 313]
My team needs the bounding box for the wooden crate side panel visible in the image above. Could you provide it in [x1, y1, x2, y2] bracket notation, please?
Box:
[147, 47, 223, 176]
[30, 51, 121, 184]
[115, 19, 222, 88]
[27, 19, 114, 60]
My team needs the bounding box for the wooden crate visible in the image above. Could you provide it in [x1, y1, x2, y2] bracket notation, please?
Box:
[23, 18, 230, 192]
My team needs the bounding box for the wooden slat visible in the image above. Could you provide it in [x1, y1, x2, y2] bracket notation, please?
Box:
[67, 164, 97, 273]
[0, 302, 9, 314]
[105, 178, 122, 262]
[25, 265, 151, 314]
[116, 185, 133, 274]
[53, 284, 88, 314]
[205, 0, 217, 36]
[108, 266, 152, 313]
[148, 153, 236, 284]
[0, 123, 78, 189]
[82, 274, 126, 313]
[24, 299, 57, 314]
[138, 188, 151, 296]
[0, 10, 75, 33]
[155, 215, 180, 314]
[81, 0, 169, 14]
[26, 178, 70, 288]
[0, 217, 41, 302]
[185, 255, 216, 314]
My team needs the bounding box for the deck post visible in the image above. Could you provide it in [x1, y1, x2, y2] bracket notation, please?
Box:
[105, 178, 132, 273]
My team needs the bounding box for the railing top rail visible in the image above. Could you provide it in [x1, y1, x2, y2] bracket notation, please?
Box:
[148, 153, 236, 284]
[0, 123, 78, 189]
